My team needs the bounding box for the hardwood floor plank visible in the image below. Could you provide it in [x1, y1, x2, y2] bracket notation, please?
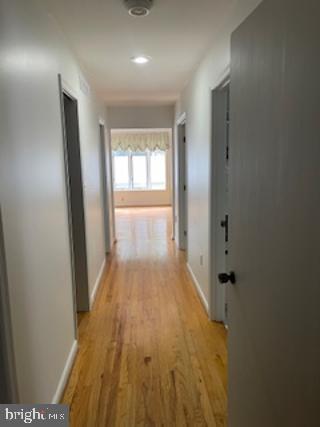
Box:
[62, 207, 227, 426]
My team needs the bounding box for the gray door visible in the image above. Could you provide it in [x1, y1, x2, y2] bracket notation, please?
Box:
[228, 1, 320, 426]
[61, 88, 90, 314]
[99, 124, 111, 254]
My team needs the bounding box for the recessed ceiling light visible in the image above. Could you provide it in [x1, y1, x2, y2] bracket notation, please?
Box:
[123, 0, 154, 17]
[129, 6, 149, 16]
[131, 55, 151, 65]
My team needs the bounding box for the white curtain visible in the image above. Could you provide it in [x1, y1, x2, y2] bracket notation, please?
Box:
[111, 130, 170, 152]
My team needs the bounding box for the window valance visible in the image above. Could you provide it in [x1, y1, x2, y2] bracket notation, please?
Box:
[111, 130, 170, 152]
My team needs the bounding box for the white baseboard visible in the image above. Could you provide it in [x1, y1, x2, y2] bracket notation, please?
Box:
[90, 259, 106, 309]
[52, 340, 78, 404]
[186, 263, 209, 314]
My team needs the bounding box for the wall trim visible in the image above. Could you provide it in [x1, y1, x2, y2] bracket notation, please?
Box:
[52, 340, 78, 404]
[186, 263, 209, 314]
[90, 259, 106, 309]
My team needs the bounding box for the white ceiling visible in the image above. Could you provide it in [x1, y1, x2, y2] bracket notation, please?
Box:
[43, 0, 260, 105]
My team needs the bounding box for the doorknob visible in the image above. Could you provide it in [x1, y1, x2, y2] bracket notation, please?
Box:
[218, 271, 236, 284]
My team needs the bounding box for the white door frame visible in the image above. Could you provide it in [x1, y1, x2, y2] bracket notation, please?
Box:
[209, 73, 230, 322]
[175, 113, 187, 250]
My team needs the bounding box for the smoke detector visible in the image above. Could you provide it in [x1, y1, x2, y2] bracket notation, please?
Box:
[123, 0, 154, 17]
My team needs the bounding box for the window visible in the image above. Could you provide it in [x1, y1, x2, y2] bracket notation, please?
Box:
[113, 152, 130, 190]
[150, 151, 166, 190]
[113, 150, 166, 191]
[132, 153, 148, 189]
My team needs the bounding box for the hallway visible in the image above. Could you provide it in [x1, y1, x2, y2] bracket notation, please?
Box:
[62, 207, 227, 426]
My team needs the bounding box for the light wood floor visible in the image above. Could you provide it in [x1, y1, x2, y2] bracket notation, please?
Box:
[62, 207, 227, 427]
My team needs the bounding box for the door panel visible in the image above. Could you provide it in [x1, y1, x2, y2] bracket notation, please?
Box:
[229, 1, 320, 426]
[178, 123, 187, 250]
[211, 85, 229, 322]
[99, 124, 111, 254]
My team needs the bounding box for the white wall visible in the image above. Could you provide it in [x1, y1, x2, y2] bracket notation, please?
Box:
[175, 0, 261, 309]
[106, 105, 174, 129]
[0, 0, 110, 403]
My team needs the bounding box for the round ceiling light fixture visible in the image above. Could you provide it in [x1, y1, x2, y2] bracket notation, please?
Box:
[131, 55, 151, 64]
[123, 0, 154, 17]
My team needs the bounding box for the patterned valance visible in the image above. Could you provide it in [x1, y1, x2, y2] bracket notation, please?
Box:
[111, 130, 170, 152]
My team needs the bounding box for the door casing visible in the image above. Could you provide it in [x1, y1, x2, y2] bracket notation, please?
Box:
[209, 79, 230, 322]
[58, 75, 90, 337]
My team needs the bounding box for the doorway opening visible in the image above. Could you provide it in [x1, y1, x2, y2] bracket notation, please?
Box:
[176, 118, 188, 251]
[110, 128, 173, 238]
[59, 77, 90, 333]
[210, 79, 230, 324]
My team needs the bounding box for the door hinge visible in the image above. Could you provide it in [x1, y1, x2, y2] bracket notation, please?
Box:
[184, 184, 187, 191]
[220, 214, 229, 242]
[184, 230, 187, 237]
[183, 136, 186, 143]
[225, 302, 228, 318]
[226, 146, 229, 161]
